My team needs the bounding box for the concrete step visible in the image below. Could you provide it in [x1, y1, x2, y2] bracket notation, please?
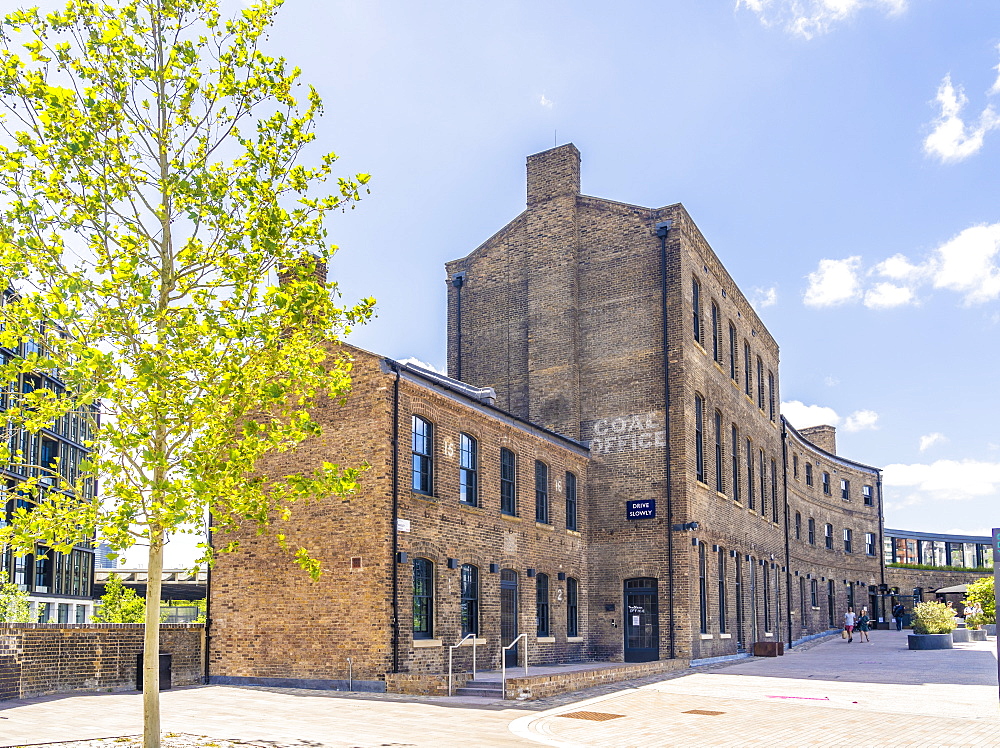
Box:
[455, 679, 504, 697]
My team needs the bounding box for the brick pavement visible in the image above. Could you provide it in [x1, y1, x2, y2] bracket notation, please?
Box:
[1, 630, 996, 747]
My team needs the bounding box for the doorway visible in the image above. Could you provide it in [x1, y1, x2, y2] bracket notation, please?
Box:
[500, 569, 519, 667]
[624, 578, 658, 662]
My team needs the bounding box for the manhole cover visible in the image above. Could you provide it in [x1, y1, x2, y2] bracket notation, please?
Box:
[683, 709, 725, 716]
[558, 711, 626, 721]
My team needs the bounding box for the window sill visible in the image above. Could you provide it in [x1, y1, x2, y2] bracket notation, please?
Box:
[567, 636, 584, 643]
[535, 522, 555, 531]
[566, 529, 581, 536]
[696, 480, 711, 490]
[536, 636, 555, 643]
[693, 340, 707, 356]
[699, 633, 714, 640]
[716, 491, 728, 500]
[458, 638, 487, 646]
[720, 633, 732, 639]
[413, 639, 442, 648]
[412, 492, 437, 503]
[458, 503, 483, 513]
[501, 513, 523, 522]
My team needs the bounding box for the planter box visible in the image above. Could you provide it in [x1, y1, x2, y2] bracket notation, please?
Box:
[907, 633, 953, 650]
[951, 628, 971, 643]
[967, 629, 987, 642]
[984, 624, 996, 636]
[753, 641, 784, 657]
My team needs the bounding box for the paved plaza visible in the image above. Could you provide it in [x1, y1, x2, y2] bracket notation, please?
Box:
[1, 630, 997, 747]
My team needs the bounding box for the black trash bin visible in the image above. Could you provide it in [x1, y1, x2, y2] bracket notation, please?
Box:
[136, 652, 172, 691]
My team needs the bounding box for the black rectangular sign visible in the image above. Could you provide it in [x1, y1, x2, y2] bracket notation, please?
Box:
[627, 499, 655, 520]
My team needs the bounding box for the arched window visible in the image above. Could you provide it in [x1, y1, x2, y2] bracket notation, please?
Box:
[535, 461, 549, 524]
[728, 323, 738, 380]
[565, 471, 578, 531]
[411, 416, 433, 495]
[694, 394, 706, 483]
[460, 564, 479, 636]
[808, 518, 816, 545]
[500, 448, 517, 515]
[566, 577, 579, 637]
[459, 433, 478, 506]
[692, 277, 703, 345]
[714, 410, 724, 494]
[731, 425, 740, 502]
[795, 512, 801, 540]
[412, 558, 434, 639]
[698, 542, 708, 634]
[717, 546, 727, 634]
[536, 573, 550, 636]
[825, 523, 834, 549]
[756, 357, 765, 410]
[743, 342, 752, 396]
[746, 438, 755, 510]
[805, 462, 813, 486]
[822, 471, 831, 495]
[711, 302, 721, 362]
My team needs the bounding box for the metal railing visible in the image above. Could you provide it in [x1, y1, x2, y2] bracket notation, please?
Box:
[447, 634, 477, 696]
[501, 633, 528, 700]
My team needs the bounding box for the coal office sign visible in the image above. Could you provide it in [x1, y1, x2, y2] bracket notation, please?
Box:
[627, 499, 656, 520]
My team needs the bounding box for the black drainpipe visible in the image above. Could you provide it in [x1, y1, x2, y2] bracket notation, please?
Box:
[655, 219, 676, 660]
[876, 470, 886, 623]
[451, 273, 465, 381]
[204, 515, 212, 684]
[780, 419, 793, 646]
[389, 361, 401, 673]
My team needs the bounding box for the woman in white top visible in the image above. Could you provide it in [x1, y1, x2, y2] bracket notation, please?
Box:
[844, 607, 856, 643]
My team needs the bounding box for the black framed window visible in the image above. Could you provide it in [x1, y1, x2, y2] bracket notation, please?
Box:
[566, 577, 579, 637]
[717, 547, 727, 634]
[413, 558, 434, 639]
[756, 356, 765, 410]
[34, 547, 52, 592]
[460, 564, 479, 636]
[805, 462, 813, 486]
[808, 518, 816, 545]
[500, 448, 517, 515]
[822, 471, 831, 495]
[459, 433, 478, 506]
[692, 278, 702, 345]
[746, 438, 755, 510]
[714, 410, 724, 494]
[827, 581, 835, 627]
[694, 395, 705, 483]
[763, 560, 771, 631]
[793, 454, 799, 479]
[536, 573, 550, 636]
[758, 448, 766, 516]
[840, 478, 849, 501]
[411, 416, 433, 495]
[565, 471, 578, 531]
[535, 460, 549, 524]
[825, 523, 833, 549]
[810, 579, 818, 608]
[698, 542, 708, 634]
[767, 370, 776, 421]
[731, 425, 740, 502]
[770, 459, 778, 522]
[844, 528, 853, 553]
[743, 341, 752, 396]
[711, 302, 721, 362]
[863, 484, 873, 506]
[800, 576, 807, 621]
[728, 323, 737, 380]
[795, 512, 801, 540]
[865, 532, 876, 555]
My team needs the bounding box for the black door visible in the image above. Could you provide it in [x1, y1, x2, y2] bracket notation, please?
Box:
[500, 570, 519, 667]
[624, 578, 658, 662]
[748, 558, 758, 644]
[735, 555, 745, 651]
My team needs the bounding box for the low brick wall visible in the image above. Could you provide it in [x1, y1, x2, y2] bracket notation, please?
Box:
[0, 623, 204, 701]
[385, 671, 471, 696]
[505, 659, 689, 700]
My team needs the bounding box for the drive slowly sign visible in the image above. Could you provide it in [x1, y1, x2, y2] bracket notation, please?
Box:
[627, 499, 656, 520]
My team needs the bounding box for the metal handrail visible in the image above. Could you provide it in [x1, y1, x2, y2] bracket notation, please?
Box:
[447, 634, 477, 696]
[501, 633, 528, 699]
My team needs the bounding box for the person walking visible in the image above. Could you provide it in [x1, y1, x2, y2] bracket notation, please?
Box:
[857, 608, 871, 642]
[892, 602, 905, 631]
[844, 607, 856, 643]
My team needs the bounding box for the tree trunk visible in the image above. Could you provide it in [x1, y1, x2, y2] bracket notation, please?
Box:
[143, 530, 164, 748]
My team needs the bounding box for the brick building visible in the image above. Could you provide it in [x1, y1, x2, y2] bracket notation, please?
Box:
[209, 145, 972, 692]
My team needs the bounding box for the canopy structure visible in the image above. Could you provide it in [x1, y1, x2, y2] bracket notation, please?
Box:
[934, 584, 968, 595]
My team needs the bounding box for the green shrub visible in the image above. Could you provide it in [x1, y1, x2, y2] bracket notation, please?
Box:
[911, 601, 958, 635]
[962, 577, 996, 624]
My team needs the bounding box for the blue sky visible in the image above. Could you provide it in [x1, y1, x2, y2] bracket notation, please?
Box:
[150, 0, 1000, 565]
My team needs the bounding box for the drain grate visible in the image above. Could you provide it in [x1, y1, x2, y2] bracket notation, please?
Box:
[683, 709, 725, 716]
[558, 711, 626, 721]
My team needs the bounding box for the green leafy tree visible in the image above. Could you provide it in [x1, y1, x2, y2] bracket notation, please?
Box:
[92, 572, 146, 623]
[963, 577, 996, 625]
[0, 570, 35, 622]
[0, 2, 373, 746]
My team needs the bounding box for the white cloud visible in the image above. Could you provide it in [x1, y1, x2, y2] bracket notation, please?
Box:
[803, 222, 1000, 310]
[883, 459, 1000, 504]
[989, 43, 1000, 96]
[751, 286, 778, 308]
[397, 356, 446, 374]
[919, 432, 947, 452]
[736, 0, 907, 39]
[863, 282, 916, 309]
[843, 409, 878, 432]
[539, 94, 554, 109]
[803, 256, 862, 307]
[923, 75, 1000, 163]
[781, 400, 840, 430]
